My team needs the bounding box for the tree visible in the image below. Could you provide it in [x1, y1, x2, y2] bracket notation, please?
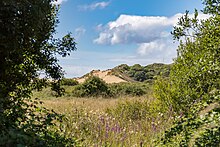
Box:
[80, 76, 110, 97]
[0, 0, 77, 146]
[155, 1, 220, 113]
[155, 0, 220, 146]
[134, 71, 146, 82]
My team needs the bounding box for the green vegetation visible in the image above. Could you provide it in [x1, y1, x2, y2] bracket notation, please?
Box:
[35, 76, 150, 98]
[42, 97, 172, 146]
[72, 76, 111, 97]
[0, 0, 77, 146]
[155, 0, 220, 145]
[109, 82, 149, 97]
[113, 63, 171, 82]
[1, 0, 219, 146]
[61, 78, 79, 86]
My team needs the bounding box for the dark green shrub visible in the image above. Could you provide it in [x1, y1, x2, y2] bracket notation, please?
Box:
[72, 84, 86, 97]
[0, 0, 77, 146]
[116, 64, 130, 71]
[72, 76, 111, 97]
[71, 78, 148, 98]
[61, 78, 79, 86]
[109, 83, 148, 97]
[131, 64, 142, 71]
[155, 1, 220, 146]
[133, 71, 147, 82]
[114, 63, 171, 83]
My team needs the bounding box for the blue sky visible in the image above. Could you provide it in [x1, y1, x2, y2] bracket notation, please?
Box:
[53, 0, 205, 78]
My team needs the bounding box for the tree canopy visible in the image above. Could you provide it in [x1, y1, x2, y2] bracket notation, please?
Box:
[155, 0, 220, 146]
[0, 0, 77, 145]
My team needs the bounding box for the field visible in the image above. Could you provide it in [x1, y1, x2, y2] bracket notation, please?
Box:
[34, 86, 172, 146]
[31, 61, 220, 146]
[2, 1, 220, 146]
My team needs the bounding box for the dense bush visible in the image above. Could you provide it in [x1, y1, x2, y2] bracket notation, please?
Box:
[109, 83, 148, 97]
[155, 0, 220, 146]
[0, 99, 78, 146]
[154, 8, 220, 114]
[0, 0, 77, 146]
[114, 63, 171, 82]
[72, 76, 111, 97]
[61, 78, 79, 86]
[157, 93, 220, 146]
[71, 77, 148, 98]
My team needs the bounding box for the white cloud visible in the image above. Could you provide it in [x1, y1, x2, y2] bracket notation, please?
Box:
[137, 38, 175, 56]
[79, 1, 110, 11]
[94, 14, 178, 45]
[94, 13, 209, 64]
[74, 27, 86, 39]
[52, 0, 67, 5]
[94, 13, 209, 45]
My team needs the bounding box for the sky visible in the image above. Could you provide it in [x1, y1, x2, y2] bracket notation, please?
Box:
[54, 0, 205, 78]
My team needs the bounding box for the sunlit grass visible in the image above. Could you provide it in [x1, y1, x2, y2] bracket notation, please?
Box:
[40, 95, 172, 146]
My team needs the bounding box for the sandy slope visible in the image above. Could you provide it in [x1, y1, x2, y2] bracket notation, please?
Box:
[75, 69, 127, 84]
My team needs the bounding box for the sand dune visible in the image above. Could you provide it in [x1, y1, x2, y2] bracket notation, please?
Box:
[75, 69, 127, 84]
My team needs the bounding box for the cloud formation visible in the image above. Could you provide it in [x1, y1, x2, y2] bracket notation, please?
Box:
[74, 27, 86, 39]
[79, 1, 110, 11]
[94, 13, 209, 64]
[94, 14, 177, 45]
[52, 0, 67, 5]
[94, 13, 208, 45]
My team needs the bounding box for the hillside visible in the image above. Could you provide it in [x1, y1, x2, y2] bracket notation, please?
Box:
[75, 69, 127, 84]
[75, 63, 172, 84]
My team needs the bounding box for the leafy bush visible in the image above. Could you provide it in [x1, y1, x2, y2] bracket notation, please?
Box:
[109, 83, 148, 97]
[0, 99, 78, 146]
[155, 0, 220, 146]
[72, 76, 111, 97]
[155, 8, 220, 114]
[157, 93, 220, 146]
[0, 0, 77, 145]
[114, 63, 171, 83]
[71, 76, 149, 98]
[61, 78, 79, 86]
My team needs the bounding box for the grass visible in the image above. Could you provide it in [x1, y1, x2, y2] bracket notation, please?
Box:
[32, 81, 173, 146]
[39, 94, 172, 146]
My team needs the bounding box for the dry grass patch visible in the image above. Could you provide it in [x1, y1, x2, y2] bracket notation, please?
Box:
[39, 96, 171, 146]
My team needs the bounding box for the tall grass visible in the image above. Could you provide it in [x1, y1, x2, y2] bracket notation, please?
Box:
[42, 97, 172, 146]
[33, 77, 172, 146]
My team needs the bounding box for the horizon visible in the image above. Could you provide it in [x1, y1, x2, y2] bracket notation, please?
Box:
[54, 0, 204, 78]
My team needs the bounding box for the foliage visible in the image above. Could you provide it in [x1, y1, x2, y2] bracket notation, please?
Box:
[109, 83, 148, 97]
[0, 0, 77, 146]
[72, 76, 111, 97]
[70, 76, 149, 98]
[61, 78, 79, 86]
[114, 63, 171, 82]
[157, 93, 220, 146]
[34, 80, 149, 98]
[155, 2, 220, 113]
[155, 0, 220, 146]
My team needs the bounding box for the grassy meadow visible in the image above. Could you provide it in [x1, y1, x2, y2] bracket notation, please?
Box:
[33, 79, 173, 146]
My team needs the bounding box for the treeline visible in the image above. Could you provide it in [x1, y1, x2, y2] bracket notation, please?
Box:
[60, 76, 149, 98]
[113, 63, 171, 82]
